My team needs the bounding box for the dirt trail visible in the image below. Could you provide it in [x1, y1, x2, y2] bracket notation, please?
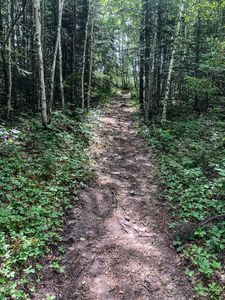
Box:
[34, 98, 194, 300]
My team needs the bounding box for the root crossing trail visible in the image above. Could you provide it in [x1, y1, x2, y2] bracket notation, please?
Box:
[34, 98, 194, 300]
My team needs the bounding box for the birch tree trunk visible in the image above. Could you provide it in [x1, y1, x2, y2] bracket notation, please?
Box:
[87, 17, 94, 111]
[58, 0, 65, 111]
[7, 0, 12, 118]
[144, 0, 151, 122]
[72, 0, 77, 105]
[49, 0, 65, 117]
[194, 0, 201, 113]
[139, 5, 144, 113]
[133, 58, 138, 97]
[121, 38, 124, 93]
[162, 1, 184, 120]
[33, 0, 48, 126]
[156, 0, 162, 113]
[81, 0, 91, 110]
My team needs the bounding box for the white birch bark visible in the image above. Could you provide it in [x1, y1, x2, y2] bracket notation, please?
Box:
[7, 0, 12, 118]
[87, 17, 94, 111]
[58, 0, 65, 110]
[162, 1, 185, 120]
[81, 0, 91, 110]
[33, 0, 48, 126]
[49, 0, 65, 115]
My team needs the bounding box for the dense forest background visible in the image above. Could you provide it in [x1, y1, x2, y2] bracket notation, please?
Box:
[0, 0, 224, 299]
[0, 0, 224, 122]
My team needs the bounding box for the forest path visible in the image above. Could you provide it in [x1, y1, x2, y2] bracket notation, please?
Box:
[34, 97, 194, 300]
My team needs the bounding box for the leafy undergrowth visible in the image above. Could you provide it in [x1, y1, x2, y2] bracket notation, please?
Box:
[0, 111, 98, 299]
[139, 116, 225, 299]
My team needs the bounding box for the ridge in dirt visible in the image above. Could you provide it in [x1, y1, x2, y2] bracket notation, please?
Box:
[33, 97, 194, 300]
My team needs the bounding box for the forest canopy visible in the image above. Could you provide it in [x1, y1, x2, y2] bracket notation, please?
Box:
[0, 0, 224, 123]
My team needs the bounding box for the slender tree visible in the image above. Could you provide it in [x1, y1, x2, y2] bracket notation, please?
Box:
[81, 0, 91, 110]
[193, 0, 201, 113]
[58, 0, 65, 110]
[87, 17, 94, 111]
[7, 0, 12, 118]
[162, 1, 185, 120]
[33, 0, 48, 126]
[49, 0, 66, 118]
[139, 0, 145, 113]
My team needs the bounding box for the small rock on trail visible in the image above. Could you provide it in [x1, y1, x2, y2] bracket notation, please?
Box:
[33, 98, 194, 300]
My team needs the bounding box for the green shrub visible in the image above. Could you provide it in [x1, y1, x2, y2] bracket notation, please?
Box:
[0, 111, 97, 299]
[139, 116, 225, 299]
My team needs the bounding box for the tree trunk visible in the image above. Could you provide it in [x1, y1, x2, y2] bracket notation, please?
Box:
[133, 58, 138, 97]
[144, 0, 151, 122]
[49, 0, 65, 117]
[81, 0, 91, 110]
[87, 17, 94, 111]
[162, 1, 184, 120]
[72, 0, 77, 106]
[155, 0, 162, 113]
[139, 1, 145, 113]
[7, 0, 12, 118]
[33, 0, 48, 126]
[58, 0, 65, 111]
[194, 1, 201, 113]
[31, 17, 37, 116]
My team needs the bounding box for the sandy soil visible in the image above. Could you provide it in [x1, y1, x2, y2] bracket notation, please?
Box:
[33, 97, 194, 300]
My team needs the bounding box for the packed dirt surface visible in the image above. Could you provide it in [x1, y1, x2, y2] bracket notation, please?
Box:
[33, 97, 194, 300]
